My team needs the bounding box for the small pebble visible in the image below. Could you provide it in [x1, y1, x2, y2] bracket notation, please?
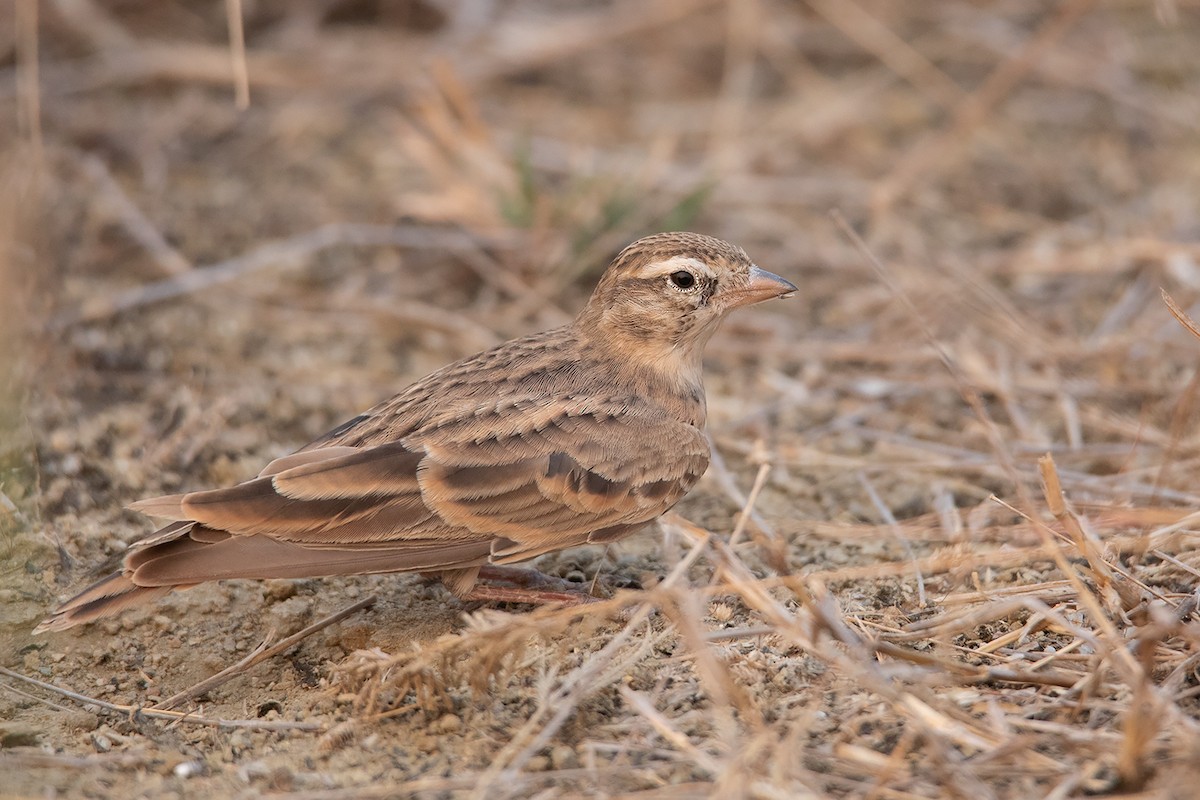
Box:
[430, 713, 462, 734]
[238, 760, 270, 784]
[267, 596, 312, 636]
[66, 711, 100, 732]
[229, 730, 253, 751]
[199, 654, 226, 678]
[550, 745, 578, 770]
[263, 579, 298, 601]
[0, 725, 40, 748]
[270, 766, 295, 791]
[49, 430, 73, 453]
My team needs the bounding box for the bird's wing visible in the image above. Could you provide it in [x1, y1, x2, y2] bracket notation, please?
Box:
[127, 395, 708, 561]
[411, 395, 710, 559]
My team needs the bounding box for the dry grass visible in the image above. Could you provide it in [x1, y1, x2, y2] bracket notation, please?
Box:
[4, 1, 1200, 797]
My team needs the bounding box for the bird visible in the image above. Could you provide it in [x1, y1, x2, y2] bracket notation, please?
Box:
[36, 232, 795, 632]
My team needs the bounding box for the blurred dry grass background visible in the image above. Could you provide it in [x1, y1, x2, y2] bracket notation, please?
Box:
[4, 0, 1200, 797]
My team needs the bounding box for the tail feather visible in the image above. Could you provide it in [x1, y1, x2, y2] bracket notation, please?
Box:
[36, 530, 493, 632]
[34, 571, 174, 633]
[37, 503, 499, 631]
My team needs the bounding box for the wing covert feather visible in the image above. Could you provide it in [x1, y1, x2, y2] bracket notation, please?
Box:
[413, 397, 709, 545]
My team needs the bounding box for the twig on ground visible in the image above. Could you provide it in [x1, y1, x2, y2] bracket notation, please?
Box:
[152, 594, 376, 710]
[467, 529, 712, 799]
[1163, 289, 1200, 341]
[0, 666, 321, 731]
[832, 210, 1035, 515]
[857, 471, 927, 607]
[224, 0, 249, 109]
[620, 686, 721, 776]
[870, 0, 1100, 215]
[806, 0, 964, 108]
[78, 154, 192, 276]
[44, 224, 511, 331]
[463, 0, 723, 81]
[727, 461, 771, 550]
[705, 435, 778, 547]
[0, 751, 165, 769]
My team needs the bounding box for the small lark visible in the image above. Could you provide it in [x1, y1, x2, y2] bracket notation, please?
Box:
[38, 232, 795, 631]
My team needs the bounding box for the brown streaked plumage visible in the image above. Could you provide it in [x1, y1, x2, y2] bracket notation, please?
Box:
[36, 232, 795, 632]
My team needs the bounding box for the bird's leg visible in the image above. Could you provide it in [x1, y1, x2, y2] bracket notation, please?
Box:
[465, 565, 601, 605]
[476, 565, 585, 591]
[461, 583, 599, 606]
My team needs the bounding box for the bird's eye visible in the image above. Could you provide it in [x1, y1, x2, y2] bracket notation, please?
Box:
[669, 270, 696, 290]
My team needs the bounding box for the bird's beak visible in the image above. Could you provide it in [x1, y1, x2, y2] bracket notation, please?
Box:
[723, 266, 798, 309]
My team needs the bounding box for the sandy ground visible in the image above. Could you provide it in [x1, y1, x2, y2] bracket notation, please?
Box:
[4, 2, 1200, 798]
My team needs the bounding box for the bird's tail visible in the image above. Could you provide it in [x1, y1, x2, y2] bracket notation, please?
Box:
[34, 571, 175, 633]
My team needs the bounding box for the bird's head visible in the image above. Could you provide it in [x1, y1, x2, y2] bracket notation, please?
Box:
[576, 232, 795, 369]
